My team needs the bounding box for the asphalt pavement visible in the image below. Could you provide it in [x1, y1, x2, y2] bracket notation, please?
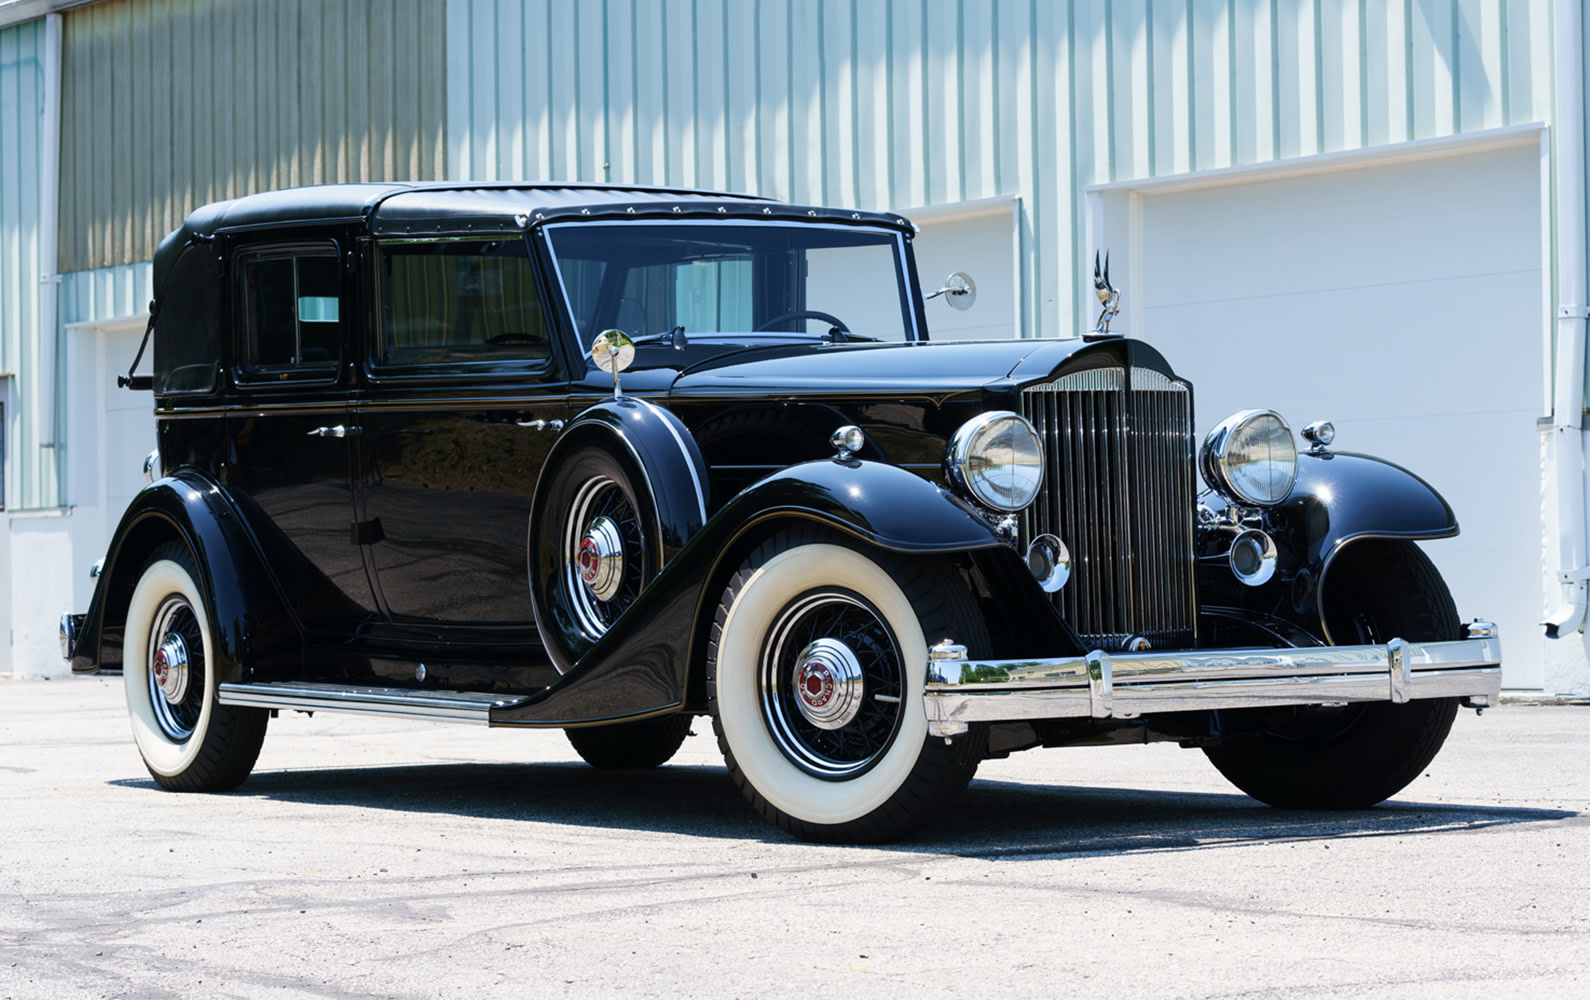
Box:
[2, 675, 1585, 999]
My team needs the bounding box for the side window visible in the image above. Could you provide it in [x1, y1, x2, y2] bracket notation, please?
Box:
[235, 245, 342, 380]
[153, 245, 222, 394]
[376, 240, 549, 371]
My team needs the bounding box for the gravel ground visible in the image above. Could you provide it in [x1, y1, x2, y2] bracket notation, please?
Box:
[2, 675, 1585, 1000]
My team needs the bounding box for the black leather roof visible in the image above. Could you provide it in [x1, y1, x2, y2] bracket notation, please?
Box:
[154, 182, 916, 292]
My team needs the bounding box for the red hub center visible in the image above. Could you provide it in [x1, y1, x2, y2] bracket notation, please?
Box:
[578, 539, 601, 584]
[797, 661, 835, 709]
[152, 650, 169, 687]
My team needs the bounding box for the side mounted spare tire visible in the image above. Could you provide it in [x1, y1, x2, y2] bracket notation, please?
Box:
[530, 442, 658, 672]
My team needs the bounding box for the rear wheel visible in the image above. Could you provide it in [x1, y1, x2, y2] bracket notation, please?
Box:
[566, 714, 693, 769]
[708, 527, 988, 843]
[123, 541, 267, 792]
[1203, 541, 1461, 809]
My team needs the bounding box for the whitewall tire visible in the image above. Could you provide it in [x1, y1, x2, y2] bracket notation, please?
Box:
[123, 542, 267, 792]
[708, 528, 986, 843]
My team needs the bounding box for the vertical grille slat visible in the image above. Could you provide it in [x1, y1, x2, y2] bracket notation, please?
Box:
[1021, 366, 1196, 650]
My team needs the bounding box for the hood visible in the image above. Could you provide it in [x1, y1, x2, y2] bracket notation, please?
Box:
[667, 338, 1103, 397]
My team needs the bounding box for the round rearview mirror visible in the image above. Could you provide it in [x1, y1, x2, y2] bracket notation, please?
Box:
[928, 272, 977, 311]
[591, 330, 635, 374]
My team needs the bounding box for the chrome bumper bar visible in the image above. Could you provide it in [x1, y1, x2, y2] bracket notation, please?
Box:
[923, 621, 1502, 738]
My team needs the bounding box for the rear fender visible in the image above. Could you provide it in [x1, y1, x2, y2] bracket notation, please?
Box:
[71, 473, 298, 681]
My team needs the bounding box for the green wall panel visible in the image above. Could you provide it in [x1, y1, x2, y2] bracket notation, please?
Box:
[58, 0, 447, 274]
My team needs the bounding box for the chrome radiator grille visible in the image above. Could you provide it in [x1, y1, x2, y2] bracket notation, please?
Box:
[1020, 366, 1197, 650]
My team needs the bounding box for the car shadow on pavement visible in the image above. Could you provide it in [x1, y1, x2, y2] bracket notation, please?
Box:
[112, 760, 1578, 857]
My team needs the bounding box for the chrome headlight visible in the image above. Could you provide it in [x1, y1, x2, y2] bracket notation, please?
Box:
[945, 411, 1043, 512]
[1200, 409, 1297, 506]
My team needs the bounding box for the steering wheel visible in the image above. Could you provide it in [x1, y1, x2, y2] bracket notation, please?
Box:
[753, 310, 852, 335]
[486, 332, 540, 345]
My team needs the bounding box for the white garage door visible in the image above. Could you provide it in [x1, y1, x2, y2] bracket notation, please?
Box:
[1136, 142, 1543, 688]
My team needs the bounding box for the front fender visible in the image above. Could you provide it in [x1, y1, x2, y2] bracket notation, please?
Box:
[70, 473, 297, 681]
[493, 458, 1004, 726]
[1276, 450, 1458, 639]
[1287, 450, 1458, 570]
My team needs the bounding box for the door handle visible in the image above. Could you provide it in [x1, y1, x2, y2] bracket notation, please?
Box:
[515, 419, 565, 432]
[307, 425, 361, 438]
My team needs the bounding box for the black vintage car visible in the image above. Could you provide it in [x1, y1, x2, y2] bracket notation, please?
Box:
[63, 182, 1501, 843]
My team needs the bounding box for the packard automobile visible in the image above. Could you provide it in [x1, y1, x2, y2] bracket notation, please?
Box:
[62, 183, 1502, 843]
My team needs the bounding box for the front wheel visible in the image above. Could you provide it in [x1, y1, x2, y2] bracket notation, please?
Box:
[708, 528, 988, 843]
[1203, 541, 1461, 809]
[123, 541, 267, 792]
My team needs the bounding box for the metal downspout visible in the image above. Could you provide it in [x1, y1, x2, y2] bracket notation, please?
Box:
[37, 13, 62, 468]
[1545, 0, 1590, 638]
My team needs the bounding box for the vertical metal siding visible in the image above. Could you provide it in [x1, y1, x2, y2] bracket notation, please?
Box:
[59, 263, 153, 334]
[58, 0, 448, 274]
[447, 0, 1553, 339]
[0, 18, 51, 509]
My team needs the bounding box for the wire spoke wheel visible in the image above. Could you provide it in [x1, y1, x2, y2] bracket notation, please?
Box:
[562, 474, 646, 641]
[145, 594, 207, 741]
[758, 589, 905, 779]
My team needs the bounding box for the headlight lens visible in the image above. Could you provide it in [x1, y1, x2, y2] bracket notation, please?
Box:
[945, 412, 1044, 511]
[1200, 410, 1297, 506]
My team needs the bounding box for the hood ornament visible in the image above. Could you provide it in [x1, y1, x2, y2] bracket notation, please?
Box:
[1091, 251, 1121, 337]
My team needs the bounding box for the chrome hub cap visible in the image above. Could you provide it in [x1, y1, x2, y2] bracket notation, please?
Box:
[151, 633, 191, 704]
[576, 516, 626, 602]
[563, 475, 646, 642]
[792, 638, 864, 730]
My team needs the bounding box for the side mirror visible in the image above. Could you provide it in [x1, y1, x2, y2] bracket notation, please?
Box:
[591, 330, 636, 399]
[924, 272, 977, 311]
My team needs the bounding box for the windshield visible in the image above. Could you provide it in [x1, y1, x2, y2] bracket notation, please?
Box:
[544, 222, 918, 349]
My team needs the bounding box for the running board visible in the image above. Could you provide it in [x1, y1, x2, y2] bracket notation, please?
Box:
[216, 681, 532, 725]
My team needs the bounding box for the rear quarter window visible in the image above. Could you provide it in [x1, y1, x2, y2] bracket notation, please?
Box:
[152, 245, 223, 394]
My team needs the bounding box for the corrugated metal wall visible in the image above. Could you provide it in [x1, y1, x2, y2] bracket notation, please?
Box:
[60, 263, 153, 332]
[0, 18, 50, 509]
[58, 0, 448, 274]
[447, 0, 1555, 339]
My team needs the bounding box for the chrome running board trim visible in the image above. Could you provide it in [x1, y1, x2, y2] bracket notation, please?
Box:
[217, 681, 531, 725]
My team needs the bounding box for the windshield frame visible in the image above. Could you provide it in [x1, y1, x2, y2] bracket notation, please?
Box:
[539, 219, 925, 352]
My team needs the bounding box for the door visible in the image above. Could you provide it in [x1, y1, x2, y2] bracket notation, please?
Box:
[357, 237, 569, 625]
[226, 238, 377, 630]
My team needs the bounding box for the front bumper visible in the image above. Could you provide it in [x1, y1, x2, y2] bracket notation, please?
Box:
[923, 621, 1501, 738]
